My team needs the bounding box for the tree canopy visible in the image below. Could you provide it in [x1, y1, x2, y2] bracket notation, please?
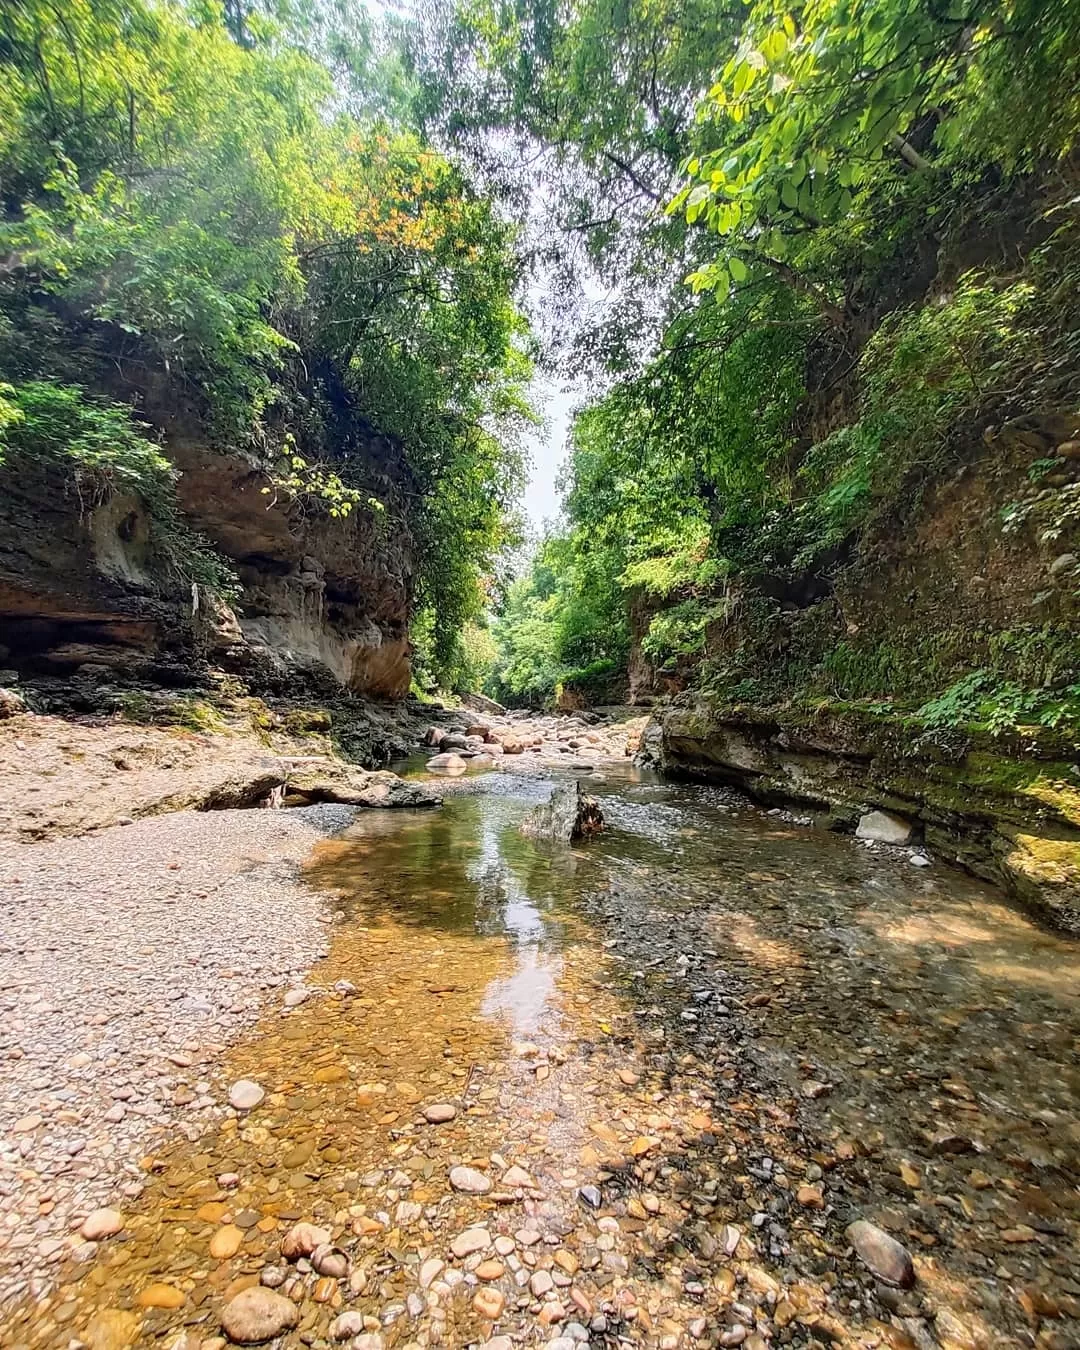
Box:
[415, 0, 1080, 711]
[3, 0, 1080, 712]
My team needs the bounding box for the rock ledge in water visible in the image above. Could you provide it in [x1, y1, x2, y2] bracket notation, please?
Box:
[520, 781, 604, 843]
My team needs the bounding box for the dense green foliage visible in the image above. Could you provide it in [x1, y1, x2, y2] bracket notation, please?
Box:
[486, 534, 628, 705]
[0, 0, 533, 680]
[417, 0, 1080, 720]
[4, 0, 1080, 720]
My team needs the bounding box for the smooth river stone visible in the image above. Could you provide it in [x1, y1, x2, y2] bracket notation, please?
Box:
[137, 1283, 186, 1309]
[450, 1227, 491, 1258]
[449, 1164, 492, 1194]
[80, 1208, 124, 1241]
[846, 1219, 916, 1288]
[228, 1079, 265, 1111]
[220, 1287, 300, 1343]
[423, 1103, 457, 1124]
[209, 1224, 245, 1259]
[473, 1288, 505, 1319]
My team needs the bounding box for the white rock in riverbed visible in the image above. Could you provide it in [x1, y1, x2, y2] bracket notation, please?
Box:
[449, 1164, 492, 1193]
[228, 1078, 264, 1111]
[855, 809, 914, 845]
[79, 1208, 124, 1241]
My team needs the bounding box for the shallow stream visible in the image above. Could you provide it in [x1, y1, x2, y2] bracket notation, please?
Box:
[7, 765, 1080, 1350]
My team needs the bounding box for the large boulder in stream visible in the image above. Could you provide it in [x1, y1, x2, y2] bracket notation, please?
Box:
[521, 781, 604, 842]
[426, 752, 468, 774]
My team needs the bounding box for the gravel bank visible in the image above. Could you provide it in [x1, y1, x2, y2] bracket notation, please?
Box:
[0, 803, 355, 1307]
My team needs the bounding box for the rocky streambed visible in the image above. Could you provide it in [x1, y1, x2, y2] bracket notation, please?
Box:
[1, 714, 1079, 1350]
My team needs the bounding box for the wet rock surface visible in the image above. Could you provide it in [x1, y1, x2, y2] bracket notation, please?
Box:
[2, 731, 1079, 1350]
[520, 782, 605, 843]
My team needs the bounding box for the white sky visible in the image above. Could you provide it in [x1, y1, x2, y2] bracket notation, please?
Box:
[520, 374, 575, 533]
[517, 274, 610, 535]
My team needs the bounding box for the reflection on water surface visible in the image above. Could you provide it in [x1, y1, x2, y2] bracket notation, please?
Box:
[7, 768, 1080, 1349]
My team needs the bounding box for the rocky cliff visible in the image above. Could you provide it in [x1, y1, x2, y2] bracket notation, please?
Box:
[0, 434, 413, 698]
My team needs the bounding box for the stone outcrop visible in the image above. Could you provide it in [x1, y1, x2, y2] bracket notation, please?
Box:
[642, 697, 1080, 931]
[0, 440, 412, 698]
[0, 710, 437, 842]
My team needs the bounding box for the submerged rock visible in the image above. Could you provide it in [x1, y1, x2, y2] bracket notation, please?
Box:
[846, 1219, 916, 1288]
[84, 1308, 142, 1350]
[520, 781, 604, 843]
[227, 1079, 264, 1111]
[220, 1286, 300, 1343]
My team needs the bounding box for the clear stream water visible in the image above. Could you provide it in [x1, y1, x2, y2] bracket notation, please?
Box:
[6, 763, 1080, 1349]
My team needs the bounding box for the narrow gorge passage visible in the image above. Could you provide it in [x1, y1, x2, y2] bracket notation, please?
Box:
[6, 762, 1079, 1350]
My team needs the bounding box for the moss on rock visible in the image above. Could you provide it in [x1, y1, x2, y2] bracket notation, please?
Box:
[648, 695, 1080, 931]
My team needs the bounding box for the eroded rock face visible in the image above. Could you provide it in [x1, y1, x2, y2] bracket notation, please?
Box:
[171, 443, 412, 698]
[0, 439, 414, 697]
[0, 463, 182, 678]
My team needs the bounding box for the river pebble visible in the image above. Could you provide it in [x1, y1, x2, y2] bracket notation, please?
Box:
[2, 720, 1079, 1350]
[0, 805, 352, 1306]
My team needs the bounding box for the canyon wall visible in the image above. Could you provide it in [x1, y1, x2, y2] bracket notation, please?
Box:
[0, 436, 414, 698]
